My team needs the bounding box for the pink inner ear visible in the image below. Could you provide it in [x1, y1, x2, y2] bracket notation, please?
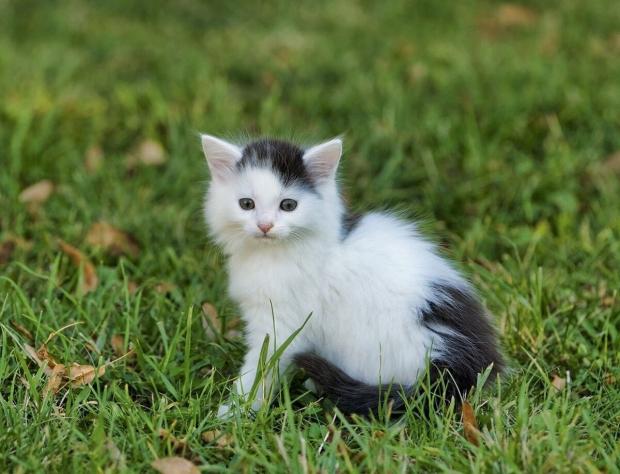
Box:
[201, 134, 242, 179]
[303, 139, 342, 181]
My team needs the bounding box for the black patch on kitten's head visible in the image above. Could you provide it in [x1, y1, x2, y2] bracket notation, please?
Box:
[237, 138, 315, 189]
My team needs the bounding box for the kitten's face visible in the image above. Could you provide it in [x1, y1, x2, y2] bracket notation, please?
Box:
[202, 136, 342, 250]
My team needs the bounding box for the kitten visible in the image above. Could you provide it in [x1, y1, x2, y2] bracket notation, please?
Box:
[201, 134, 503, 417]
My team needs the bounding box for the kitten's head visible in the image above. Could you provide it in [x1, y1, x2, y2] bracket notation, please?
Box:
[202, 135, 343, 252]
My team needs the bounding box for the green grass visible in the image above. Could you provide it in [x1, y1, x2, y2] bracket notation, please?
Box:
[1, 0, 619, 471]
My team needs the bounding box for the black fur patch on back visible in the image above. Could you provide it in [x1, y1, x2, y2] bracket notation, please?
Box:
[341, 212, 362, 239]
[294, 284, 503, 416]
[421, 284, 504, 400]
[237, 138, 315, 189]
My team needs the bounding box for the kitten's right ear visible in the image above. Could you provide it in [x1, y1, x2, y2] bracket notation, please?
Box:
[201, 134, 242, 180]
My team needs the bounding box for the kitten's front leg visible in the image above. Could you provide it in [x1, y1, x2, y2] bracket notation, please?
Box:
[218, 339, 294, 418]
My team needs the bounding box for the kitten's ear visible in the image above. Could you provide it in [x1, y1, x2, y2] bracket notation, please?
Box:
[303, 138, 342, 183]
[201, 134, 242, 180]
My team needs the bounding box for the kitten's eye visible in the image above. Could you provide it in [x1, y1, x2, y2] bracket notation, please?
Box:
[280, 199, 297, 211]
[238, 198, 255, 210]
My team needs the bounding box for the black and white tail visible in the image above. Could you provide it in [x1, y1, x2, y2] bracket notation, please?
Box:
[295, 284, 503, 416]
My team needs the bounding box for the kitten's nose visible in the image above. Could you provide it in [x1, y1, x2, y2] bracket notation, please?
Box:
[257, 222, 274, 234]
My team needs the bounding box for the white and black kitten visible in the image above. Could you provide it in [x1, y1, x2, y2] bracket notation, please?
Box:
[201, 134, 503, 417]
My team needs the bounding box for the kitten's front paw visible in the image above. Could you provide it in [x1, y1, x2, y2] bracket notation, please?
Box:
[303, 378, 319, 394]
[217, 403, 234, 420]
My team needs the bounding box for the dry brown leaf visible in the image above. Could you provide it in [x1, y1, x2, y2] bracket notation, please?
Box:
[11, 320, 33, 341]
[201, 302, 241, 339]
[127, 280, 139, 294]
[19, 180, 54, 205]
[105, 439, 126, 468]
[202, 430, 233, 448]
[24, 344, 44, 366]
[603, 151, 620, 173]
[110, 334, 135, 360]
[85, 146, 104, 173]
[151, 457, 199, 474]
[495, 4, 537, 28]
[159, 429, 188, 453]
[461, 401, 480, 445]
[127, 139, 167, 167]
[155, 282, 176, 294]
[44, 363, 65, 396]
[58, 240, 99, 294]
[0, 240, 16, 265]
[551, 374, 566, 391]
[67, 363, 105, 387]
[201, 302, 220, 339]
[85, 221, 140, 258]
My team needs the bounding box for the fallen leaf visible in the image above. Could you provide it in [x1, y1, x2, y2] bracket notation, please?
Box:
[85, 146, 104, 173]
[110, 334, 134, 359]
[127, 139, 167, 168]
[11, 320, 33, 341]
[155, 282, 176, 294]
[18, 180, 54, 205]
[67, 363, 105, 387]
[201, 302, 241, 339]
[0, 240, 16, 265]
[159, 428, 188, 453]
[151, 457, 199, 474]
[603, 151, 620, 173]
[551, 374, 566, 391]
[495, 4, 537, 28]
[44, 363, 65, 396]
[461, 401, 480, 445]
[105, 439, 126, 468]
[127, 280, 139, 294]
[24, 344, 44, 367]
[85, 221, 140, 258]
[201, 302, 220, 339]
[202, 430, 233, 448]
[58, 240, 99, 294]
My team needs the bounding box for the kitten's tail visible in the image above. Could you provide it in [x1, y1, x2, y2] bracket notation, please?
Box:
[293, 353, 415, 415]
[294, 352, 492, 416]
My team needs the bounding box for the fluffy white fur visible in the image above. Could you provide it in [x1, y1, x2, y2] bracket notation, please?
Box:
[202, 134, 470, 417]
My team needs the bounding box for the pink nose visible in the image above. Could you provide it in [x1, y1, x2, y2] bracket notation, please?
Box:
[257, 222, 273, 234]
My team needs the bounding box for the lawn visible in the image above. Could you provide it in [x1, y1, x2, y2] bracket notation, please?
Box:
[1, 0, 619, 472]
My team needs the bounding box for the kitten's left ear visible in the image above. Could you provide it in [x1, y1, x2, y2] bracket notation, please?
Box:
[303, 138, 342, 183]
[201, 134, 242, 180]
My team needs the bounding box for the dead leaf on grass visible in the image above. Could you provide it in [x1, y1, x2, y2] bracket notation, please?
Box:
[461, 401, 480, 445]
[159, 428, 188, 453]
[85, 146, 104, 173]
[85, 221, 140, 258]
[19, 180, 54, 205]
[67, 363, 105, 387]
[201, 302, 241, 339]
[603, 151, 620, 174]
[495, 4, 537, 27]
[155, 282, 176, 294]
[58, 240, 99, 294]
[551, 374, 566, 391]
[202, 429, 233, 448]
[126, 139, 167, 168]
[110, 334, 134, 359]
[10, 320, 33, 341]
[0, 240, 16, 265]
[151, 457, 200, 474]
[479, 3, 538, 37]
[44, 363, 65, 396]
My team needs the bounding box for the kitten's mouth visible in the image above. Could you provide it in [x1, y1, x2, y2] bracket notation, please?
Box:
[255, 234, 276, 240]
